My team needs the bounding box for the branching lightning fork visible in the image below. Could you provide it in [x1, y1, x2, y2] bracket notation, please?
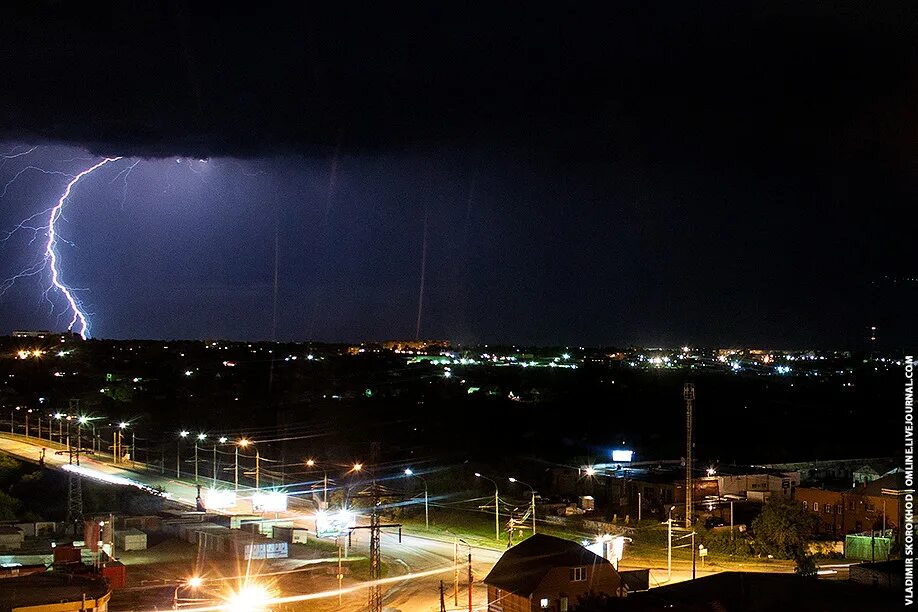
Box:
[1, 155, 123, 339]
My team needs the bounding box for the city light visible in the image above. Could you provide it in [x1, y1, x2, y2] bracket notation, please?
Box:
[315, 509, 357, 538]
[237, 438, 250, 447]
[179, 430, 189, 438]
[611, 449, 634, 463]
[584, 466, 596, 477]
[78, 415, 89, 425]
[404, 468, 413, 476]
[204, 489, 237, 509]
[306, 458, 316, 467]
[251, 491, 288, 513]
[352, 462, 363, 472]
[219, 436, 228, 443]
[224, 583, 272, 611]
[186, 576, 203, 588]
[119, 421, 128, 429]
[197, 433, 207, 441]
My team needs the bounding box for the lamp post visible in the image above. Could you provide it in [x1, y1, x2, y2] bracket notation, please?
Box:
[405, 468, 429, 530]
[215, 437, 227, 488]
[236, 438, 258, 490]
[667, 505, 676, 581]
[509, 477, 536, 536]
[194, 433, 206, 482]
[54, 413, 63, 444]
[117, 422, 129, 464]
[177, 431, 188, 478]
[77, 416, 89, 461]
[475, 472, 500, 541]
[306, 458, 329, 507]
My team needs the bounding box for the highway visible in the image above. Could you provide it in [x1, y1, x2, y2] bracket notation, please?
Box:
[0, 432, 501, 611]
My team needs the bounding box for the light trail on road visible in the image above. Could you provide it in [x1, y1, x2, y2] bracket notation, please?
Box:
[166, 564, 458, 611]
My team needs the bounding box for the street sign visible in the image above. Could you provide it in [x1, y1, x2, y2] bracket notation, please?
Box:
[698, 545, 707, 557]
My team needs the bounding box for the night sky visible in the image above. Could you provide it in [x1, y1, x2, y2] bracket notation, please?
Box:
[0, 2, 914, 347]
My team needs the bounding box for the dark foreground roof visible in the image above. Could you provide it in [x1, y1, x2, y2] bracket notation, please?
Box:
[0, 572, 110, 611]
[484, 534, 610, 596]
[598, 572, 898, 611]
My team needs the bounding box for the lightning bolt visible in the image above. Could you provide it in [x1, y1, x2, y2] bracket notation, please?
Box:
[1, 155, 123, 339]
[45, 157, 122, 338]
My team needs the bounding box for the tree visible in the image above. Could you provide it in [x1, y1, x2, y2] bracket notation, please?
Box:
[751, 495, 818, 559]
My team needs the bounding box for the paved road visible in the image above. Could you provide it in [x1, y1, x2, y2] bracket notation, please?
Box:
[0, 433, 501, 611]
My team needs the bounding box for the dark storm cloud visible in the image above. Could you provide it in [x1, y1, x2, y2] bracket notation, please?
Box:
[1, 2, 914, 346]
[3, 2, 915, 166]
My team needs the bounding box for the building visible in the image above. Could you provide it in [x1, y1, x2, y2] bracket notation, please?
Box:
[0, 526, 24, 550]
[0, 573, 111, 612]
[795, 472, 905, 540]
[605, 570, 898, 611]
[484, 534, 625, 612]
[715, 468, 799, 499]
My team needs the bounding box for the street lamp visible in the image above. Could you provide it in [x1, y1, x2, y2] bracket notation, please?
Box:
[306, 458, 328, 506]
[177, 431, 189, 478]
[475, 472, 500, 541]
[404, 468, 429, 530]
[213, 436, 227, 488]
[508, 477, 536, 536]
[194, 433, 206, 482]
[236, 438, 259, 490]
[173, 576, 203, 610]
[667, 505, 676, 581]
[117, 421, 129, 464]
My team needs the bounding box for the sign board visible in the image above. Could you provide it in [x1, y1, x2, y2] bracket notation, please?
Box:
[698, 545, 708, 557]
[203, 489, 237, 510]
[251, 491, 288, 513]
[612, 450, 634, 463]
[315, 510, 356, 538]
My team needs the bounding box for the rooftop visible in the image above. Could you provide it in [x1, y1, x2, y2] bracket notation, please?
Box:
[483, 534, 611, 596]
[0, 572, 110, 611]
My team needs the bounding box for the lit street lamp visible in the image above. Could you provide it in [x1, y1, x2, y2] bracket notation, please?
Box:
[214, 436, 227, 488]
[177, 431, 188, 478]
[667, 505, 676, 581]
[404, 468, 429, 530]
[306, 458, 328, 506]
[508, 477, 536, 536]
[194, 433, 206, 482]
[173, 576, 203, 610]
[236, 438, 259, 490]
[475, 472, 500, 541]
[116, 421, 129, 464]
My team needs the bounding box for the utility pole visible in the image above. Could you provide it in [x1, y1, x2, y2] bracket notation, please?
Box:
[684, 383, 695, 528]
[691, 530, 696, 580]
[439, 580, 446, 612]
[468, 552, 473, 612]
[66, 438, 83, 528]
[369, 442, 382, 612]
[454, 540, 459, 606]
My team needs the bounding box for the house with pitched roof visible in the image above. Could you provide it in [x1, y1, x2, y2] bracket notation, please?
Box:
[484, 534, 624, 612]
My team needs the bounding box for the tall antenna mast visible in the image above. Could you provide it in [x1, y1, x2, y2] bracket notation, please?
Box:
[684, 383, 695, 528]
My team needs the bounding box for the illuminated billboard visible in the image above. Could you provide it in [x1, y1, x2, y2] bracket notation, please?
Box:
[251, 491, 288, 513]
[204, 489, 237, 510]
[315, 510, 356, 538]
[611, 449, 634, 463]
